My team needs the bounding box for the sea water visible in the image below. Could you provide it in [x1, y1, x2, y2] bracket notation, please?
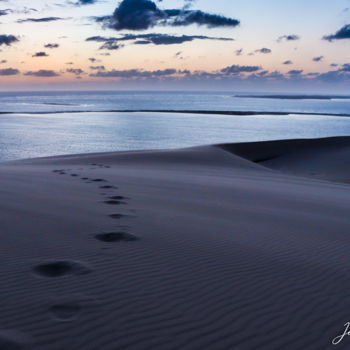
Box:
[1, 91, 350, 161]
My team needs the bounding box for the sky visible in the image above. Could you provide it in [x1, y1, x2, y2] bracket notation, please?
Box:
[1, 0, 350, 91]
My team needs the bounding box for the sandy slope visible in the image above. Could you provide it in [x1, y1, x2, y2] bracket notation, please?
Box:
[0, 137, 350, 349]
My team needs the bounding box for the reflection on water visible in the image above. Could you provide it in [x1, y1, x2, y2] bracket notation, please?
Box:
[0, 111, 350, 161]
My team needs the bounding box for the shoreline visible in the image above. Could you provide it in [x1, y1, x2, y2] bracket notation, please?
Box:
[1, 109, 350, 118]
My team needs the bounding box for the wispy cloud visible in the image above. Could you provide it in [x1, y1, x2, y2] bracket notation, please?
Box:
[24, 70, 60, 77]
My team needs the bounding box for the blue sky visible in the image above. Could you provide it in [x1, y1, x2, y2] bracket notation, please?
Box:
[1, 0, 350, 91]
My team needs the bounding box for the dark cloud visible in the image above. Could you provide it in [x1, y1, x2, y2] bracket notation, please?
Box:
[277, 34, 300, 42]
[0, 60, 7, 64]
[108, 0, 165, 30]
[0, 35, 19, 46]
[165, 9, 240, 28]
[288, 69, 303, 75]
[76, 0, 98, 4]
[24, 70, 60, 77]
[283, 60, 292, 65]
[339, 63, 350, 72]
[234, 48, 243, 56]
[100, 41, 122, 50]
[220, 64, 261, 74]
[313, 56, 324, 62]
[0, 9, 12, 16]
[17, 17, 64, 23]
[255, 48, 271, 54]
[91, 68, 178, 78]
[32, 52, 48, 57]
[316, 70, 342, 83]
[315, 64, 350, 83]
[324, 24, 350, 41]
[90, 65, 105, 70]
[67, 68, 84, 75]
[99, 0, 240, 31]
[44, 43, 59, 49]
[86, 33, 233, 50]
[84, 61, 350, 86]
[0, 68, 19, 75]
[330, 63, 338, 67]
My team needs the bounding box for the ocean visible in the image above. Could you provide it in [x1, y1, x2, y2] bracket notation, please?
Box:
[1, 90, 350, 161]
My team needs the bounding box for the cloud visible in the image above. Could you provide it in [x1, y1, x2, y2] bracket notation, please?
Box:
[0, 68, 20, 75]
[313, 56, 324, 62]
[17, 17, 64, 23]
[283, 60, 293, 65]
[288, 69, 303, 75]
[32, 52, 48, 57]
[76, 0, 98, 4]
[90, 65, 105, 70]
[99, 41, 122, 50]
[255, 48, 271, 54]
[339, 63, 350, 72]
[220, 64, 261, 74]
[44, 43, 59, 49]
[86, 33, 233, 50]
[0, 9, 11, 16]
[91, 68, 179, 78]
[314, 64, 350, 83]
[324, 24, 350, 41]
[234, 48, 243, 56]
[277, 34, 300, 42]
[82, 61, 350, 86]
[165, 9, 240, 28]
[99, 0, 240, 31]
[107, 0, 165, 30]
[67, 68, 84, 75]
[0, 35, 19, 46]
[24, 70, 60, 77]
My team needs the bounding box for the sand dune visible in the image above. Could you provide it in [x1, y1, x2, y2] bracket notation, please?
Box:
[0, 137, 350, 349]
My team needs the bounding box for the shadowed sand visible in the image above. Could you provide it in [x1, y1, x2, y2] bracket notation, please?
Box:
[1, 136, 350, 349]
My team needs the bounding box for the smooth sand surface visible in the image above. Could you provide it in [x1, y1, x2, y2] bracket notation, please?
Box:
[0, 136, 350, 349]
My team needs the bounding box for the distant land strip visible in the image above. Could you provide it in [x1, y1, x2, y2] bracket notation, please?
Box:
[1, 110, 350, 117]
[235, 95, 350, 100]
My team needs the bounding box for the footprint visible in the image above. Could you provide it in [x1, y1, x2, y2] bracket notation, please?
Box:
[100, 185, 116, 189]
[33, 261, 91, 278]
[52, 169, 64, 173]
[109, 214, 127, 219]
[71, 174, 79, 177]
[108, 196, 126, 200]
[104, 200, 125, 205]
[95, 232, 138, 242]
[91, 179, 106, 182]
[50, 303, 81, 322]
[81, 177, 89, 180]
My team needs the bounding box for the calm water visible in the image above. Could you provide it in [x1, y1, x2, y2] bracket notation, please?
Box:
[1, 110, 350, 161]
[0, 90, 350, 114]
